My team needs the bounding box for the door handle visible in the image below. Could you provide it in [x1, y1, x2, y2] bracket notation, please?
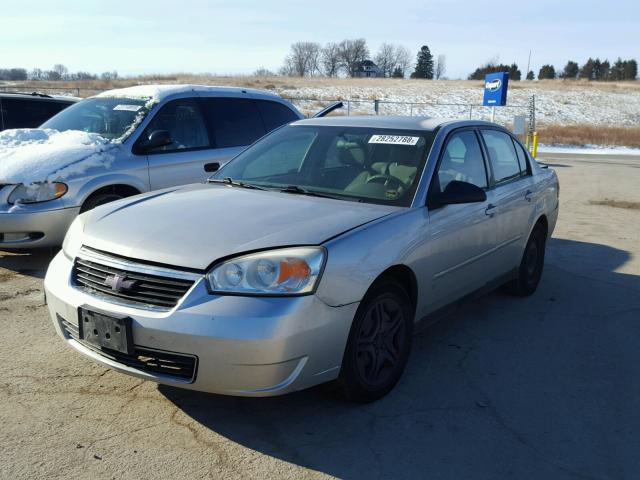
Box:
[524, 190, 533, 202]
[485, 204, 497, 217]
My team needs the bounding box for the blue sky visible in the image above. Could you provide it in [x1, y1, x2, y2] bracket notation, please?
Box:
[2, 0, 638, 79]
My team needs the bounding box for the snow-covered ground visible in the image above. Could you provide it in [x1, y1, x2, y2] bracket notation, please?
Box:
[278, 82, 640, 127]
[538, 144, 640, 156]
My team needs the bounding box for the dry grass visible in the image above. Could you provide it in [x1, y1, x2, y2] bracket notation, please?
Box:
[537, 125, 640, 148]
[4, 75, 640, 98]
[589, 199, 640, 210]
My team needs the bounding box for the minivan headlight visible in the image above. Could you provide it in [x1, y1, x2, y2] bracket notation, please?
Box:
[206, 247, 326, 295]
[8, 182, 68, 204]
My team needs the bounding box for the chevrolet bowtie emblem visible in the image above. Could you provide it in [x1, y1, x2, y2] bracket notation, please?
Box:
[104, 274, 137, 292]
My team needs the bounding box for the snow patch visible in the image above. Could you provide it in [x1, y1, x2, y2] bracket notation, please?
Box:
[537, 144, 640, 156]
[0, 129, 119, 184]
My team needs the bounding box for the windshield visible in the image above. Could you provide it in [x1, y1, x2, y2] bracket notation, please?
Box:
[215, 125, 434, 206]
[40, 97, 150, 142]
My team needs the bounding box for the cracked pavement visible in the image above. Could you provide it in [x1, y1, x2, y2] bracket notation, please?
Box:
[1, 152, 639, 479]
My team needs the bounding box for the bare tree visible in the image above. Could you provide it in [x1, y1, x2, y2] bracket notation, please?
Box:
[338, 38, 369, 77]
[321, 42, 341, 77]
[393, 46, 412, 78]
[52, 64, 68, 80]
[374, 43, 397, 78]
[435, 54, 446, 79]
[282, 41, 322, 77]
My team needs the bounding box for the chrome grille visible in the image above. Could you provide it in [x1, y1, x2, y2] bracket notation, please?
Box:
[72, 247, 200, 310]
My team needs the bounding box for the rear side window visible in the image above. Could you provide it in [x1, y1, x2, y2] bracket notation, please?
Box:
[513, 139, 530, 174]
[255, 100, 299, 132]
[203, 98, 265, 148]
[436, 130, 488, 191]
[481, 129, 521, 183]
[0, 98, 71, 130]
[143, 98, 209, 152]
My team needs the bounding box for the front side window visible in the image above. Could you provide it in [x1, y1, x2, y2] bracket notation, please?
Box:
[255, 100, 299, 132]
[142, 98, 209, 152]
[436, 130, 488, 192]
[203, 98, 265, 148]
[216, 125, 434, 206]
[481, 129, 522, 183]
[41, 97, 150, 141]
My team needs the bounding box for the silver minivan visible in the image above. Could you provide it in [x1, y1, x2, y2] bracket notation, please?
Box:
[0, 84, 302, 248]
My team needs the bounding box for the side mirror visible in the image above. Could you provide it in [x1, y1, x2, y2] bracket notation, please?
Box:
[432, 181, 487, 207]
[138, 130, 172, 152]
[204, 162, 220, 173]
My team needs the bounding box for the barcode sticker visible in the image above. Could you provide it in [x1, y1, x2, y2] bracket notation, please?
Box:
[113, 104, 142, 112]
[369, 135, 419, 145]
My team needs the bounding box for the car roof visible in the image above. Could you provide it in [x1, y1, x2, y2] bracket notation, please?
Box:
[94, 84, 286, 103]
[0, 92, 79, 102]
[292, 115, 503, 132]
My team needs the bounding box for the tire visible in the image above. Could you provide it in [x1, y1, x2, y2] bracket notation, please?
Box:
[339, 278, 414, 403]
[80, 193, 124, 213]
[505, 225, 547, 296]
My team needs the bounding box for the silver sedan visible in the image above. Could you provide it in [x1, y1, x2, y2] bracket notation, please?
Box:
[44, 116, 559, 402]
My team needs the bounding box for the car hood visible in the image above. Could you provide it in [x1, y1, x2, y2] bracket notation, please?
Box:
[81, 183, 401, 270]
[0, 128, 119, 184]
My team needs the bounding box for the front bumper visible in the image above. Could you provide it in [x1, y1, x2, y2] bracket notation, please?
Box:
[0, 206, 80, 248]
[44, 251, 358, 397]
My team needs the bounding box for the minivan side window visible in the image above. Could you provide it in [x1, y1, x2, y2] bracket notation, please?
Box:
[255, 100, 299, 131]
[481, 129, 522, 183]
[1, 99, 71, 130]
[436, 130, 488, 193]
[143, 98, 209, 152]
[203, 98, 266, 148]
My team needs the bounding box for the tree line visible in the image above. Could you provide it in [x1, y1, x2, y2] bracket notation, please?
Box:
[275, 40, 446, 79]
[469, 58, 637, 81]
[0, 64, 119, 81]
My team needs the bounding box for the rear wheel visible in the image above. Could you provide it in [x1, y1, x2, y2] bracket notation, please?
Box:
[339, 278, 413, 402]
[505, 225, 546, 296]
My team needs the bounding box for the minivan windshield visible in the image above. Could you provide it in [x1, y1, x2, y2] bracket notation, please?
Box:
[41, 97, 150, 141]
[215, 125, 434, 206]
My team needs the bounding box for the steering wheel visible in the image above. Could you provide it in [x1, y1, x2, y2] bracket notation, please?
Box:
[365, 174, 404, 190]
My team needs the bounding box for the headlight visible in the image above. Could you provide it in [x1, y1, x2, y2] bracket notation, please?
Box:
[62, 215, 86, 259]
[8, 182, 68, 204]
[206, 247, 326, 295]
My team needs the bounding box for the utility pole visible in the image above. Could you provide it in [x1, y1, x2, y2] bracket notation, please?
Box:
[526, 50, 532, 80]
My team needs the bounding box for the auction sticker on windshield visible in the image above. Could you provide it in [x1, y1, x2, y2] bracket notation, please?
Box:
[113, 104, 142, 112]
[368, 135, 419, 146]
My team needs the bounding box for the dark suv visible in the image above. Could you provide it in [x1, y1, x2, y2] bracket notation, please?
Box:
[0, 92, 78, 131]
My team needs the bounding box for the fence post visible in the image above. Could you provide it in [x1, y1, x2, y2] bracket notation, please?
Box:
[347, 100, 351, 116]
[468, 105, 473, 119]
[374, 99, 380, 115]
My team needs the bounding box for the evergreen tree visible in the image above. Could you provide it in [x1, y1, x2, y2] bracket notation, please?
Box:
[526, 70, 535, 80]
[560, 61, 579, 79]
[391, 66, 404, 78]
[611, 58, 625, 80]
[623, 59, 638, 80]
[538, 64, 556, 80]
[600, 60, 611, 80]
[508, 63, 521, 80]
[580, 58, 596, 80]
[410, 45, 434, 79]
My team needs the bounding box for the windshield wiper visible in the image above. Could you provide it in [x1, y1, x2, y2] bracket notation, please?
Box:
[207, 177, 267, 191]
[279, 185, 350, 200]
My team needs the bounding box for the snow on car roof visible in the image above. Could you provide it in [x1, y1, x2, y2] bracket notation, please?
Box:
[94, 84, 281, 102]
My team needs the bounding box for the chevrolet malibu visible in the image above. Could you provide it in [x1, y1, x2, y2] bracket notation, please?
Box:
[44, 116, 559, 402]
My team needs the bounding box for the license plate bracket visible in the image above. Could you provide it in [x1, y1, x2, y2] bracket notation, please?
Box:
[78, 307, 133, 355]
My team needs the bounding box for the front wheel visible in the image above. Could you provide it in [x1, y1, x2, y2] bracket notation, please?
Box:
[339, 278, 414, 403]
[505, 225, 547, 296]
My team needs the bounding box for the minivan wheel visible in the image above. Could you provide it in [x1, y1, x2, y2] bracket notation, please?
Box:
[80, 193, 124, 213]
[505, 226, 546, 296]
[339, 278, 413, 403]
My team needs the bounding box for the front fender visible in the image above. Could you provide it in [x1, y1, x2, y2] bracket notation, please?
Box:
[71, 172, 150, 207]
[316, 209, 426, 307]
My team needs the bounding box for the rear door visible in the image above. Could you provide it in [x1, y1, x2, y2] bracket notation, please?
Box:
[141, 97, 214, 189]
[421, 129, 499, 310]
[479, 129, 537, 275]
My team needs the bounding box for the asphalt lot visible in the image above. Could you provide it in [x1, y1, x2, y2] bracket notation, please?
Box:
[1, 151, 639, 480]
